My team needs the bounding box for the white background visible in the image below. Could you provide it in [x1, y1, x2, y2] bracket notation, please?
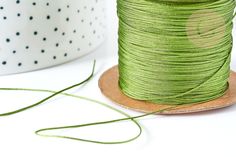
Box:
[0, 1, 236, 157]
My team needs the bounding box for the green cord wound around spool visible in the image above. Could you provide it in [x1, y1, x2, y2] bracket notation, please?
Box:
[99, 0, 236, 113]
[0, 0, 235, 144]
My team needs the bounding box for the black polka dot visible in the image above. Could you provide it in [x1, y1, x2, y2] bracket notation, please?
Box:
[0, 0, 104, 71]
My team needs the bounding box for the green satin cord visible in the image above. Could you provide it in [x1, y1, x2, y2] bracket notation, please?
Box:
[0, 0, 235, 145]
[0, 61, 176, 144]
[0, 88, 141, 144]
[118, 0, 235, 105]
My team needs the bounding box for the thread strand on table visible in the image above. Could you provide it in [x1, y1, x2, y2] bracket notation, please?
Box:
[0, 61, 177, 144]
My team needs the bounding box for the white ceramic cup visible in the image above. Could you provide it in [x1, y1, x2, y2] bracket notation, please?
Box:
[0, 0, 106, 75]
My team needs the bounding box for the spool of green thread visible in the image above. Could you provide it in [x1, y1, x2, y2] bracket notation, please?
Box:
[0, 0, 235, 145]
[118, 0, 236, 105]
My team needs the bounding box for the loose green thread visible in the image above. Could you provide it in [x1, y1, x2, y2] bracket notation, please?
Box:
[0, 0, 235, 144]
[0, 60, 176, 144]
[0, 60, 96, 117]
[118, 0, 235, 105]
[0, 87, 142, 144]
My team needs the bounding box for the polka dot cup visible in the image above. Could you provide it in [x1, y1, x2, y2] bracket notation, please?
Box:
[0, 0, 106, 75]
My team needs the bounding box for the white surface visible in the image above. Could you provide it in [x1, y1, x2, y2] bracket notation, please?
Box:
[0, 1, 236, 157]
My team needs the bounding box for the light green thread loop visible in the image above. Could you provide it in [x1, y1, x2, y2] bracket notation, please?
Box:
[0, 61, 141, 144]
[0, 61, 176, 144]
[0, 88, 143, 144]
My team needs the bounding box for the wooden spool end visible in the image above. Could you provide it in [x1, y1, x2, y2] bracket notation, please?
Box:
[99, 66, 236, 114]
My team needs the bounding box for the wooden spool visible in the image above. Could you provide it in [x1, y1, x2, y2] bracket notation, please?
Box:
[99, 66, 236, 114]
